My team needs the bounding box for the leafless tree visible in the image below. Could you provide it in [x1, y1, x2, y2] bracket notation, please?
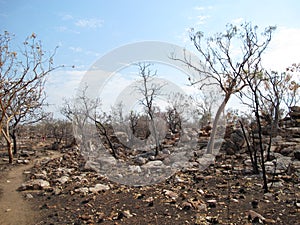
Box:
[239, 70, 271, 192]
[43, 118, 73, 149]
[61, 86, 119, 158]
[135, 63, 166, 155]
[165, 92, 190, 133]
[172, 22, 276, 154]
[191, 89, 221, 129]
[0, 31, 60, 163]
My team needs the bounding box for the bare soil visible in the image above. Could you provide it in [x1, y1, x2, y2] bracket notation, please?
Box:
[0, 162, 37, 225]
[0, 149, 62, 225]
[0, 146, 299, 225]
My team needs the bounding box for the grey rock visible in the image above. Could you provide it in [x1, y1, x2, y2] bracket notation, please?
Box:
[294, 149, 300, 160]
[55, 175, 69, 184]
[142, 160, 164, 169]
[89, 183, 110, 193]
[19, 179, 50, 191]
[135, 156, 147, 165]
[74, 187, 89, 194]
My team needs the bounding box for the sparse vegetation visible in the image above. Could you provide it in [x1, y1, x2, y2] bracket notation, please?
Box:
[1, 22, 300, 224]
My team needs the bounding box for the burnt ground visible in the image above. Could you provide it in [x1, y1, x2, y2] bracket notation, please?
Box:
[1, 145, 299, 225]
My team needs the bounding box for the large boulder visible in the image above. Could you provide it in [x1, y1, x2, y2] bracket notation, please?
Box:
[222, 128, 245, 154]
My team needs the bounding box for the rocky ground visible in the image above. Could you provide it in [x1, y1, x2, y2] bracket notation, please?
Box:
[1, 142, 299, 225]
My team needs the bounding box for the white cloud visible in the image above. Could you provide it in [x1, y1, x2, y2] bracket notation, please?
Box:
[62, 14, 73, 20]
[55, 26, 80, 34]
[69, 46, 83, 53]
[231, 17, 244, 25]
[263, 27, 300, 71]
[194, 6, 205, 11]
[196, 15, 210, 25]
[194, 6, 213, 11]
[75, 18, 104, 29]
[69, 46, 101, 58]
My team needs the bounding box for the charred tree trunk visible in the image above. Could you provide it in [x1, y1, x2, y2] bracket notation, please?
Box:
[95, 121, 118, 159]
[239, 120, 259, 174]
[10, 127, 18, 155]
[254, 93, 268, 193]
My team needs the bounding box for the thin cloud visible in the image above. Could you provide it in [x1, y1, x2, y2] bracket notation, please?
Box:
[194, 6, 213, 11]
[69, 46, 100, 57]
[55, 26, 80, 34]
[196, 15, 210, 25]
[69, 46, 83, 53]
[194, 6, 205, 11]
[62, 14, 73, 20]
[231, 17, 244, 25]
[75, 18, 104, 29]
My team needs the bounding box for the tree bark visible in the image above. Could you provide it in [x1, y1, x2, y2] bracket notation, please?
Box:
[10, 129, 18, 155]
[7, 140, 13, 163]
[206, 94, 230, 154]
[254, 93, 268, 193]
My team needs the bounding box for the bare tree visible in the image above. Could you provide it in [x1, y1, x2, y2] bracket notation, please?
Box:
[43, 118, 73, 149]
[0, 31, 60, 163]
[135, 63, 165, 155]
[192, 89, 221, 129]
[128, 110, 139, 137]
[172, 22, 276, 154]
[61, 86, 119, 158]
[240, 70, 271, 192]
[165, 92, 190, 133]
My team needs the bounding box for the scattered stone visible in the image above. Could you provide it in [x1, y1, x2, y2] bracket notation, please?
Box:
[207, 199, 217, 208]
[25, 194, 33, 200]
[33, 173, 47, 180]
[89, 183, 110, 193]
[18, 179, 50, 191]
[182, 201, 192, 210]
[134, 156, 147, 165]
[129, 165, 142, 173]
[294, 149, 300, 160]
[121, 210, 134, 218]
[74, 187, 89, 194]
[55, 175, 69, 184]
[142, 160, 164, 169]
[163, 189, 178, 199]
[247, 210, 276, 224]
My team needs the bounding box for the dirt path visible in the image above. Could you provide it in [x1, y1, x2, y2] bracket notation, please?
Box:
[0, 151, 62, 225]
[0, 163, 37, 225]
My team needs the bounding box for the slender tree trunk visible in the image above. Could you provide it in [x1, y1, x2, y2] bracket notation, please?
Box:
[12, 133, 17, 155]
[10, 129, 18, 155]
[254, 93, 268, 193]
[2, 123, 14, 163]
[239, 120, 259, 174]
[206, 94, 230, 154]
[7, 140, 13, 163]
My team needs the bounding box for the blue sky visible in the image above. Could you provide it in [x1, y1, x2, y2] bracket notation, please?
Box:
[1, 0, 300, 115]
